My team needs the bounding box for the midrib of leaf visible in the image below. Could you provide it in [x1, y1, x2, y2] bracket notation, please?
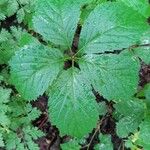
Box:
[72, 70, 88, 115]
[56, 8, 71, 48]
[71, 69, 76, 105]
[57, 92, 68, 118]
[63, 69, 77, 124]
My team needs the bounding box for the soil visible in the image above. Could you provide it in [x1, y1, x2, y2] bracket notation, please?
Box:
[139, 63, 150, 87]
[0, 14, 18, 30]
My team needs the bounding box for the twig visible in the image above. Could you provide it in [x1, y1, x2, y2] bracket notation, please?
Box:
[86, 121, 101, 150]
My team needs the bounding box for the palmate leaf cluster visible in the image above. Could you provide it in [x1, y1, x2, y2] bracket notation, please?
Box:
[0, 0, 150, 149]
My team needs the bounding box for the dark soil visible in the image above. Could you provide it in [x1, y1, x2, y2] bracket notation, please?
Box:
[139, 64, 150, 87]
[0, 14, 18, 30]
[71, 24, 82, 54]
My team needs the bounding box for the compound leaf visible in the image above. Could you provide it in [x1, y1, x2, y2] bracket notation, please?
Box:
[9, 44, 64, 100]
[0, 87, 11, 148]
[0, 87, 11, 126]
[5, 126, 44, 150]
[9, 97, 41, 129]
[7, 0, 150, 142]
[5, 131, 20, 150]
[48, 68, 99, 138]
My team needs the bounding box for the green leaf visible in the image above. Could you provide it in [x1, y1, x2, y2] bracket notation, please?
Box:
[0, 0, 6, 5]
[79, 51, 140, 100]
[125, 138, 138, 149]
[121, 0, 150, 17]
[0, 87, 11, 104]
[5, 131, 21, 150]
[144, 84, 150, 100]
[23, 126, 44, 150]
[19, 0, 31, 5]
[9, 97, 41, 129]
[23, 126, 44, 140]
[138, 83, 150, 111]
[134, 47, 150, 64]
[33, 0, 81, 48]
[8, 0, 150, 141]
[0, 29, 13, 62]
[0, 13, 6, 21]
[80, 0, 107, 24]
[0, 133, 4, 147]
[0, 75, 3, 81]
[0, 87, 11, 120]
[5, 126, 43, 150]
[17, 8, 25, 23]
[9, 44, 64, 100]
[22, 0, 37, 29]
[133, 30, 150, 64]
[79, 2, 149, 54]
[116, 116, 140, 138]
[0, 27, 38, 64]
[61, 139, 80, 150]
[0, 0, 19, 21]
[0, 87, 11, 136]
[48, 68, 99, 138]
[98, 102, 107, 115]
[136, 117, 150, 149]
[7, 0, 19, 16]
[115, 98, 145, 137]
[95, 134, 113, 150]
